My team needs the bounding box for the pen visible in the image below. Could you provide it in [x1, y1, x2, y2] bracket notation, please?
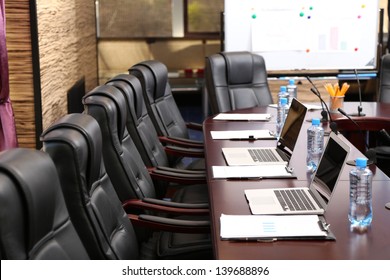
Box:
[230, 137, 260, 141]
[230, 132, 276, 141]
[230, 135, 256, 141]
[317, 220, 330, 232]
[226, 177, 263, 181]
[231, 238, 277, 242]
[285, 166, 294, 174]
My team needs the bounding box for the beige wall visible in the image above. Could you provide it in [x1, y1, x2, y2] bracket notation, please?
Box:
[380, 0, 388, 33]
[98, 39, 220, 84]
[37, 0, 98, 130]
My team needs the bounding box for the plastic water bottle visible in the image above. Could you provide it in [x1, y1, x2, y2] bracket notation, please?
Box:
[278, 86, 289, 107]
[276, 97, 288, 139]
[287, 79, 297, 104]
[349, 158, 373, 231]
[306, 118, 324, 172]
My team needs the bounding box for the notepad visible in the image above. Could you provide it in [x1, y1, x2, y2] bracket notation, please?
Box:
[212, 165, 294, 179]
[220, 214, 331, 240]
[210, 130, 276, 140]
[213, 113, 271, 121]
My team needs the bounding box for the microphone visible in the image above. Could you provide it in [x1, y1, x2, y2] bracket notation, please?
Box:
[337, 108, 373, 166]
[306, 77, 338, 135]
[306, 76, 328, 123]
[349, 69, 365, 116]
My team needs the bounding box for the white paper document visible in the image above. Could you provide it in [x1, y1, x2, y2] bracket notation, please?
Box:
[212, 165, 293, 179]
[210, 130, 276, 140]
[220, 214, 327, 240]
[213, 113, 271, 121]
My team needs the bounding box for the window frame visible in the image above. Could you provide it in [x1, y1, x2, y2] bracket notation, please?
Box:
[183, 0, 222, 39]
[96, 0, 223, 40]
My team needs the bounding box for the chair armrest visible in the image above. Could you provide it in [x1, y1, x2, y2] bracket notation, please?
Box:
[156, 166, 205, 174]
[122, 198, 209, 216]
[128, 214, 210, 234]
[164, 145, 204, 158]
[159, 136, 203, 149]
[148, 166, 206, 184]
[186, 122, 203, 131]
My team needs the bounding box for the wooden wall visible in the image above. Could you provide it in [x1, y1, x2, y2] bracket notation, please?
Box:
[6, 0, 36, 148]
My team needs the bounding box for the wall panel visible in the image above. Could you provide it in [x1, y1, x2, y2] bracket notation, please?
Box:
[37, 0, 98, 130]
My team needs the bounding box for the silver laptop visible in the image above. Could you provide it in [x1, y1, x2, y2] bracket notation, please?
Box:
[244, 132, 350, 215]
[222, 98, 307, 166]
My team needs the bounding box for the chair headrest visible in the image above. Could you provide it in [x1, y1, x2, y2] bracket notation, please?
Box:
[131, 60, 168, 100]
[221, 51, 256, 85]
[0, 148, 65, 256]
[106, 74, 147, 122]
[40, 113, 103, 190]
[83, 85, 127, 142]
[381, 54, 390, 86]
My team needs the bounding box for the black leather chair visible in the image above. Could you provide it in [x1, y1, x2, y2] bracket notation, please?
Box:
[129, 60, 204, 148]
[0, 148, 90, 259]
[41, 114, 212, 260]
[105, 74, 205, 171]
[366, 129, 390, 177]
[82, 83, 208, 199]
[371, 54, 390, 175]
[379, 54, 390, 103]
[205, 51, 273, 114]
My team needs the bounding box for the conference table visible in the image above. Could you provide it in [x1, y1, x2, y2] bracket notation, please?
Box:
[203, 101, 390, 260]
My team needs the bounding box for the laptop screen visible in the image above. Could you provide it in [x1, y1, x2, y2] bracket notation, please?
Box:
[278, 98, 308, 153]
[312, 133, 350, 203]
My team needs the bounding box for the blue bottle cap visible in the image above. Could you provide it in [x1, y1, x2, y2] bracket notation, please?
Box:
[289, 79, 295, 85]
[355, 158, 367, 168]
[280, 86, 287, 92]
[280, 97, 287, 105]
[312, 118, 320, 125]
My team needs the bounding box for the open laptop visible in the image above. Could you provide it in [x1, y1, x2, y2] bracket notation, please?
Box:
[244, 132, 350, 215]
[222, 98, 307, 166]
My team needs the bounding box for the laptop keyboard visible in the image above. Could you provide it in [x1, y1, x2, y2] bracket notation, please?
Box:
[248, 148, 279, 162]
[274, 189, 317, 211]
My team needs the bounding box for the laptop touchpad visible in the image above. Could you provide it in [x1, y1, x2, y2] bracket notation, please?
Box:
[250, 196, 276, 205]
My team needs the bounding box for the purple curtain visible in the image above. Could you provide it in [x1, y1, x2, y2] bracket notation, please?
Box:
[0, 0, 18, 151]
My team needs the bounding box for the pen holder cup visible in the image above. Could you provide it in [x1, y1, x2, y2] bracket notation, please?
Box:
[329, 96, 344, 113]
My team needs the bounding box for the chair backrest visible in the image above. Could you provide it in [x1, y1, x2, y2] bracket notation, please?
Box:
[129, 60, 190, 139]
[40, 114, 139, 260]
[105, 75, 170, 168]
[379, 54, 390, 103]
[82, 84, 162, 200]
[0, 148, 89, 260]
[205, 51, 273, 114]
